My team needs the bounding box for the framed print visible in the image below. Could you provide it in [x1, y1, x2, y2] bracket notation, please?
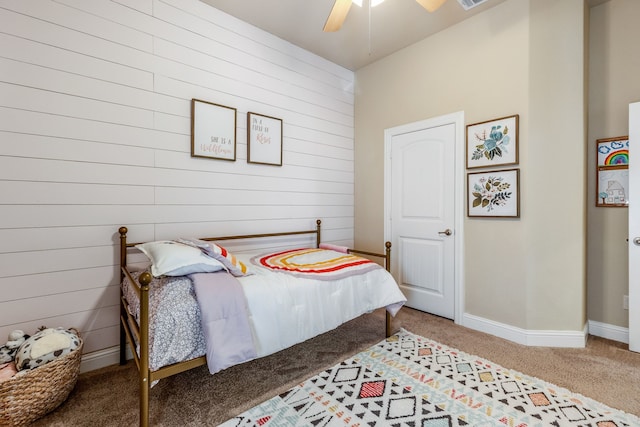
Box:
[247, 112, 283, 166]
[597, 136, 629, 167]
[466, 114, 519, 169]
[597, 168, 629, 207]
[191, 98, 237, 161]
[468, 168, 520, 218]
[596, 136, 629, 207]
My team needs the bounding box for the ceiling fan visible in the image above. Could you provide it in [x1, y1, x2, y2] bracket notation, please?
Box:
[323, 0, 448, 32]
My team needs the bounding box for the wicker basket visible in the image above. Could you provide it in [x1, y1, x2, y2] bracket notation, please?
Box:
[0, 338, 83, 426]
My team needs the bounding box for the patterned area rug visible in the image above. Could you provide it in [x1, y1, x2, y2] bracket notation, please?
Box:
[221, 329, 640, 427]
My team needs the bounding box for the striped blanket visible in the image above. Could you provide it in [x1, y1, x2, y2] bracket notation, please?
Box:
[251, 248, 382, 280]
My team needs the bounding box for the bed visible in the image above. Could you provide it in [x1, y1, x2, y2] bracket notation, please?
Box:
[118, 220, 406, 427]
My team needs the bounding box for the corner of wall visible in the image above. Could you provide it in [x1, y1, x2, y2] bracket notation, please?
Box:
[463, 312, 588, 348]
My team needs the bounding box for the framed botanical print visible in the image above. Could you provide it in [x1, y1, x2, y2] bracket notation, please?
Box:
[468, 168, 520, 218]
[466, 115, 519, 169]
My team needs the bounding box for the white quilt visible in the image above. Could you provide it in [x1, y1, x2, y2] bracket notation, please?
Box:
[122, 248, 407, 374]
[239, 250, 406, 358]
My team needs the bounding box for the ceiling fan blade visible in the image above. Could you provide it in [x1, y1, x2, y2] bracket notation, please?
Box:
[415, 0, 448, 12]
[323, 0, 353, 32]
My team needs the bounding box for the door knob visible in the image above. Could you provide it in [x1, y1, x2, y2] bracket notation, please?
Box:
[634, 237, 640, 245]
[438, 229, 452, 236]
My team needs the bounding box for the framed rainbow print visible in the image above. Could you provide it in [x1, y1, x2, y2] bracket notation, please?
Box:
[596, 136, 629, 207]
[597, 136, 629, 166]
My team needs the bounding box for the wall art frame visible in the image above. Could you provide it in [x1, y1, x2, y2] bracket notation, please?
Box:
[191, 98, 237, 161]
[596, 135, 629, 207]
[247, 112, 283, 166]
[468, 168, 520, 218]
[466, 114, 519, 169]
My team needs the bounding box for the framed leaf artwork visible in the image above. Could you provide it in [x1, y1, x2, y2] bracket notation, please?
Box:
[466, 115, 519, 169]
[467, 168, 520, 218]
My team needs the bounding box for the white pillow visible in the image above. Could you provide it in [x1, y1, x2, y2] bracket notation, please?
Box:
[135, 241, 226, 277]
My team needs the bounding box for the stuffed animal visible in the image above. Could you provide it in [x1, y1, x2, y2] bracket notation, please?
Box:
[0, 330, 29, 364]
[15, 328, 80, 371]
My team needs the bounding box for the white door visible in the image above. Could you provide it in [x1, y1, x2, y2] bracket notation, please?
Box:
[384, 112, 464, 321]
[629, 101, 640, 352]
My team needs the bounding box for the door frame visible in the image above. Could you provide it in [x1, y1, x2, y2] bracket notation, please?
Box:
[383, 111, 465, 324]
[629, 101, 640, 352]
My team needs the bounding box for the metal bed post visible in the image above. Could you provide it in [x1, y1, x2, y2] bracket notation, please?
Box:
[118, 226, 151, 427]
[119, 227, 128, 366]
[138, 272, 152, 427]
[316, 219, 321, 248]
[344, 241, 394, 337]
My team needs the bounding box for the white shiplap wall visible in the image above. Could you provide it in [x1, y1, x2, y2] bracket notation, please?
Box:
[0, 0, 355, 366]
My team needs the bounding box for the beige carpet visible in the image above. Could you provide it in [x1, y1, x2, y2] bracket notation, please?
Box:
[31, 308, 640, 426]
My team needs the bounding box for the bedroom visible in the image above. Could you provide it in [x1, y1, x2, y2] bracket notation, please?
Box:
[0, 0, 638, 423]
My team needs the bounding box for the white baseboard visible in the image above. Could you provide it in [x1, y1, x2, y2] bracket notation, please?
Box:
[587, 320, 629, 344]
[462, 313, 588, 348]
[79, 345, 132, 374]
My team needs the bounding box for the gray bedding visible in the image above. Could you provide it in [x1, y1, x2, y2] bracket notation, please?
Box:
[122, 269, 257, 376]
[122, 271, 206, 373]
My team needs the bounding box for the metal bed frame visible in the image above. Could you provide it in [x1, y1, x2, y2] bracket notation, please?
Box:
[118, 219, 393, 427]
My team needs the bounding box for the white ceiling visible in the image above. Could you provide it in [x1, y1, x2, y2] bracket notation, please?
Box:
[199, 0, 609, 71]
[199, 0, 508, 71]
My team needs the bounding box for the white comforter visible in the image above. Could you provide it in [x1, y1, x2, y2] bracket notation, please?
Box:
[123, 248, 406, 375]
[239, 250, 406, 358]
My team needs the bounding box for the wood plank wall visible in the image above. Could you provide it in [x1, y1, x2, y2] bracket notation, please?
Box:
[0, 0, 355, 363]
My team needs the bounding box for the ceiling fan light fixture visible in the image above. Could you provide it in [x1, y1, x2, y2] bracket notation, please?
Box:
[352, 0, 384, 5]
[324, 0, 392, 33]
[415, 0, 448, 12]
